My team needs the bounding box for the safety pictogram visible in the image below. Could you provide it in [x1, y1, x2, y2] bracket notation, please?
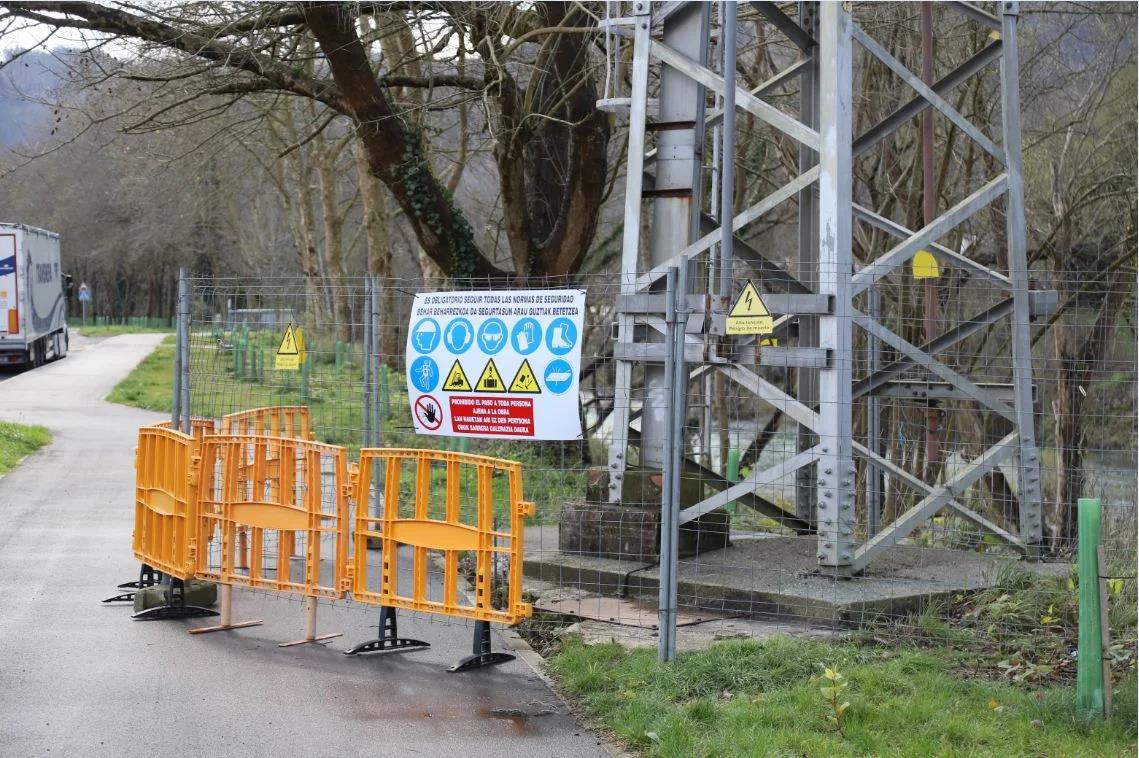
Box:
[275, 323, 306, 370]
[414, 395, 444, 430]
[508, 359, 542, 394]
[475, 358, 506, 392]
[725, 280, 773, 335]
[443, 360, 471, 391]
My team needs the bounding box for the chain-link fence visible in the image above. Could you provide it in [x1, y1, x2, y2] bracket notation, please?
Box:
[180, 271, 1136, 679]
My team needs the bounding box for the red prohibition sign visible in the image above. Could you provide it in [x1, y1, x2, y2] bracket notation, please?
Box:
[414, 394, 444, 430]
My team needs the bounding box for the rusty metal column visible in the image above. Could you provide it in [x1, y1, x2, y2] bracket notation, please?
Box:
[920, 1, 945, 483]
[642, 2, 710, 469]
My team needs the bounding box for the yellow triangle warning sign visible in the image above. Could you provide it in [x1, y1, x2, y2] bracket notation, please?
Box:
[725, 280, 774, 335]
[275, 323, 305, 371]
[443, 360, 472, 391]
[277, 324, 300, 355]
[509, 359, 542, 394]
[474, 358, 506, 393]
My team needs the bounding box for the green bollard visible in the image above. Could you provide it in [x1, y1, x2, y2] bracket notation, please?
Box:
[726, 449, 741, 514]
[301, 353, 311, 402]
[1076, 497, 1105, 716]
[335, 341, 343, 372]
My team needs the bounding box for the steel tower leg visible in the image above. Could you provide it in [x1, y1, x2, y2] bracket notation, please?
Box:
[815, 2, 856, 572]
[999, 2, 1043, 556]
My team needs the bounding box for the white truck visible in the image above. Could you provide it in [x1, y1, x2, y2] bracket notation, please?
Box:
[0, 223, 70, 367]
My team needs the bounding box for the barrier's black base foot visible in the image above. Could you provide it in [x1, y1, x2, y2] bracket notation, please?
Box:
[448, 651, 515, 673]
[448, 620, 512, 673]
[344, 605, 429, 657]
[344, 637, 431, 656]
[102, 592, 136, 604]
[117, 563, 162, 590]
[132, 604, 219, 621]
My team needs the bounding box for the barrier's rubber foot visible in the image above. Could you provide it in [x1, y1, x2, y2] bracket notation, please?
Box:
[132, 605, 219, 621]
[279, 632, 343, 648]
[448, 652, 515, 673]
[117, 580, 147, 589]
[343, 638, 430, 656]
[188, 619, 263, 634]
[102, 592, 135, 604]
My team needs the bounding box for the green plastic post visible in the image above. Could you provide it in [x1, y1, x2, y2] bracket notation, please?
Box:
[1076, 497, 1105, 716]
[301, 353, 311, 402]
[726, 449, 741, 514]
[458, 437, 470, 454]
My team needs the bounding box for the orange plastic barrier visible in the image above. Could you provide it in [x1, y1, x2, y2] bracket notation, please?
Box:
[132, 425, 201, 580]
[220, 406, 314, 440]
[195, 434, 349, 599]
[351, 448, 535, 625]
[153, 417, 217, 442]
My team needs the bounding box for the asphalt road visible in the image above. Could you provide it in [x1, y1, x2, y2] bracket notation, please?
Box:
[0, 334, 605, 757]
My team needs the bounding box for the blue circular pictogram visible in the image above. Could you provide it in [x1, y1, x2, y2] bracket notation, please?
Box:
[410, 318, 441, 354]
[476, 318, 508, 355]
[510, 318, 542, 355]
[545, 317, 578, 356]
[543, 359, 574, 394]
[443, 318, 474, 354]
[409, 356, 440, 393]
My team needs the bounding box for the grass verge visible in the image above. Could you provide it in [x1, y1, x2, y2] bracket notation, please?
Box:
[549, 636, 1137, 756]
[76, 325, 174, 337]
[0, 421, 52, 475]
[106, 335, 176, 411]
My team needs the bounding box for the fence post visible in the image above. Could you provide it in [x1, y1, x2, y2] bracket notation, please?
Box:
[659, 265, 686, 663]
[1076, 497, 1105, 716]
[362, 279, 373, 450]
[171, 274, 183, 426]
[178, 268, 191, 434]
[370, 276, 382, 446]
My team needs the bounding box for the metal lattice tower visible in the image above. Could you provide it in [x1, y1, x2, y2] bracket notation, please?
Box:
[603, 1, 1051, 574]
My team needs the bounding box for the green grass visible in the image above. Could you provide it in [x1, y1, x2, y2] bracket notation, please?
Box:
[0, 421, 52, 475]
[106, 335, 177, 410]
[106, 332, 584, 522]
[76, 325, 175, 337]
[549, 636, 1138, 757]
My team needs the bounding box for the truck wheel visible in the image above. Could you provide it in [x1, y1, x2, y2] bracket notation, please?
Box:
[32, 340, 44, 368]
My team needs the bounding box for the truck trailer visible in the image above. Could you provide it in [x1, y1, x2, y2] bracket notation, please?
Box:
[0, 223, 70, 367]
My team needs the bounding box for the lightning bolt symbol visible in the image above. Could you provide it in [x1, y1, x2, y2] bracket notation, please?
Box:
[745, 291, 754, 310]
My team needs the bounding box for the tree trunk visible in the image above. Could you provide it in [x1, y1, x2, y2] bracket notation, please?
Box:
[303, 4, 504, 280]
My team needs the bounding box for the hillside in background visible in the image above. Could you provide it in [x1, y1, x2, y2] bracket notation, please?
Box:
[0, 48, 67, 152]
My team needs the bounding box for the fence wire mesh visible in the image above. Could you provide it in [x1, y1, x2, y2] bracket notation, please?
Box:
[183, 272, 1136, 678]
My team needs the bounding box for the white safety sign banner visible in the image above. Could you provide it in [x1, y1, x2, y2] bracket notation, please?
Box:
[405, 289, 586, 440]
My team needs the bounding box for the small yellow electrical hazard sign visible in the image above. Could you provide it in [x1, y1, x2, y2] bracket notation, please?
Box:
[274, 323, 305, 371]
[509, 359, 542, 394]
[725, 280, 773, 335]
[443, 360, 472, 391]
[474, 358, 506, 393]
